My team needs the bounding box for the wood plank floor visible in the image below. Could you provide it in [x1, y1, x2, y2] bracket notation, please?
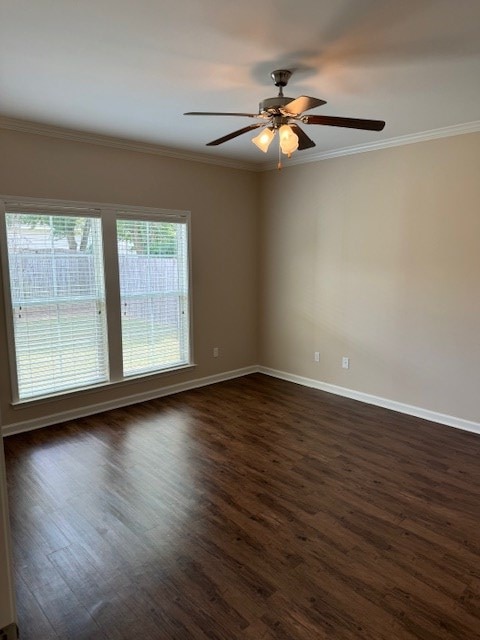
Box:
[4, 373, 480, 639]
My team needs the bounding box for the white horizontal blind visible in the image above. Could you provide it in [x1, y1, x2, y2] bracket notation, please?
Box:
[5, 213, 108, 399]
[117, 218, 189, 376]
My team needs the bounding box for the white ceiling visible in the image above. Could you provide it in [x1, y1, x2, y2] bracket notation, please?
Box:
[1, 0, 480, 166]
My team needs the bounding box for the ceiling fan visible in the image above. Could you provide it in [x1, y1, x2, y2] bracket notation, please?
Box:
[184, 69, 385, 165]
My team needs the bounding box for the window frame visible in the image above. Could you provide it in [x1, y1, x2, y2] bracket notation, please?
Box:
[0, 196, 194, 405]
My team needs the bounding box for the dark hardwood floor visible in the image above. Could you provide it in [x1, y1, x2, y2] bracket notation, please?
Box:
[4, 373, 480, 639]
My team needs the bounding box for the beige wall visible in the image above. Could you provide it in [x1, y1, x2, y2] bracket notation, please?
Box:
[0, 129, 260, 430]
[259, 132, 480, 423]
[1, 128, 479, 430]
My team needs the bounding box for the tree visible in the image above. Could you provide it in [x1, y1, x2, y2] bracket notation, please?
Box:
[6, 215, 177, 256]
[116, 220, 177, 256]
[7, 214, 92, 252]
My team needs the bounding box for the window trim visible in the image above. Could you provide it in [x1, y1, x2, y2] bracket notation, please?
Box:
[0, 195, 194, 405]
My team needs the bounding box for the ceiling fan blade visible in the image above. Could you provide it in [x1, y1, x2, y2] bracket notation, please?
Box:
[206, 123, 265, 146]
[289, 124, 316, 150]
[184, 111, 259, 118]
[282, 96, 327, 116]
[303, 115, 385, 131]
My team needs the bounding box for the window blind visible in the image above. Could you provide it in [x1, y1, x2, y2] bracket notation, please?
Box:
[116, 218, 190, 376]
[5, 213, 108, 399]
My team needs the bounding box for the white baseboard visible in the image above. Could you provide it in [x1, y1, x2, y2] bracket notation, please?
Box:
[258, 366, 480, 436]
[3, 364, 479, 438]
[2, 366, 257, 437]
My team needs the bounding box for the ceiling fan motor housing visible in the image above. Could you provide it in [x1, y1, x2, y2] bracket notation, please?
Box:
[259, 96, 294, 115]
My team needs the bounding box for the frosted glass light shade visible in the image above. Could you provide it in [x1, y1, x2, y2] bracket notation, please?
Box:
[252, 127, 275, 152]
[279, 124, 299, 157]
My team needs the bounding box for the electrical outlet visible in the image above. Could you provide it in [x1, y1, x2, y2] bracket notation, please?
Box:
[342, 356, 350, 369]
[213, 347, 219, 358]
[314, 351, 320, 362]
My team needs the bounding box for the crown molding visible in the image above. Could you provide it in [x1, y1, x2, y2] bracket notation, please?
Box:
[2, 115, 479, 173]
[261, 120, 480, 170]
[0, 115, 259, 172]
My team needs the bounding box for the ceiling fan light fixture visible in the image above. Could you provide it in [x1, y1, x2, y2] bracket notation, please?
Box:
[279, 124, 299, 157]
[252, 127, 275, 152]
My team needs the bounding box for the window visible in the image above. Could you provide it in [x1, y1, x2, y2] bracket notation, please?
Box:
[4, 213, 108, 399]
[117, 218, 190, 377]
[0, 200, 191, 402]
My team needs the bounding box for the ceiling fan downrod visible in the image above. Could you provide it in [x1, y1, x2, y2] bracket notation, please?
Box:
[259, 70, 294, 114]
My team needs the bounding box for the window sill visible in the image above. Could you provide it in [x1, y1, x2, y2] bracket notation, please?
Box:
[10, 363, 197, 408]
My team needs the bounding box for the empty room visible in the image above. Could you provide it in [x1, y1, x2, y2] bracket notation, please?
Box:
[0, 1, 479, 638]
